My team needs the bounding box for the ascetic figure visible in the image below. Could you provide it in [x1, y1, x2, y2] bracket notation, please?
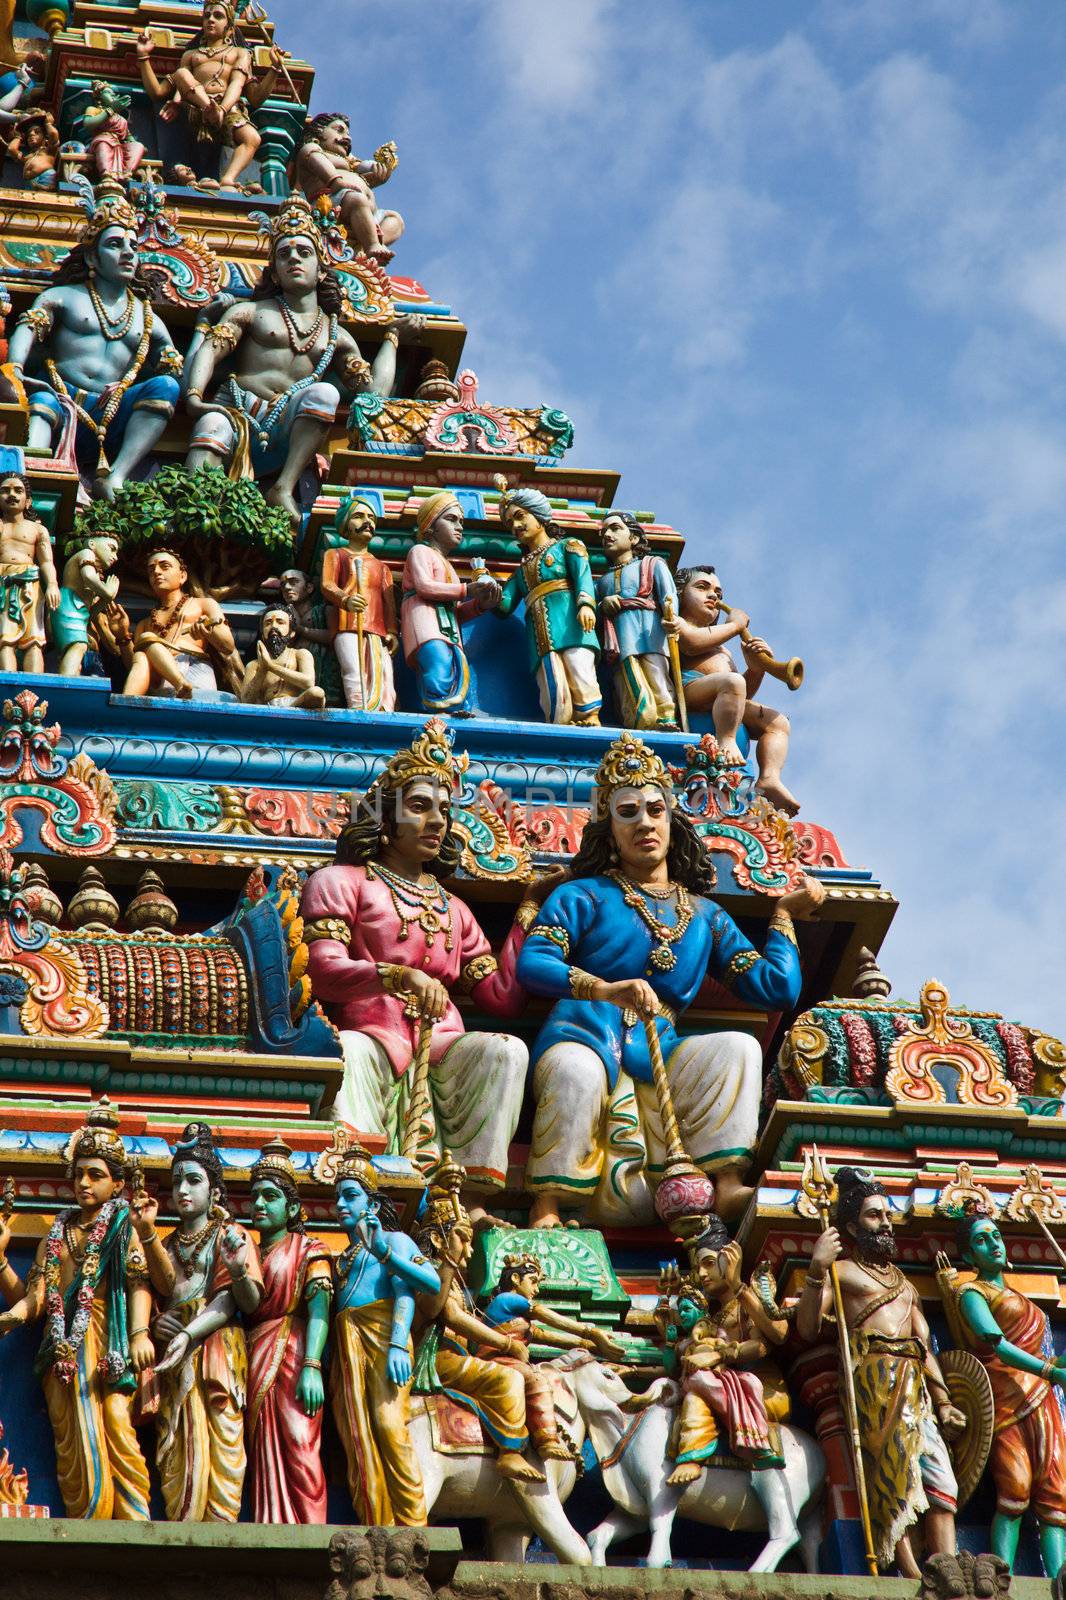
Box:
[329, 1143, 441, 1525]
[0, 470, 59, 673]
[299, 718, 541, 1222]
[0, 1102, 171, 1518]
[246, 1138, 332, 1524]
[798, 1167, 965, 1576]
[151, 1123, 264, 1522]
[596, 510, 680, 730]
[517, 732, 819, 1227]
[320, 494, 398, 711]
[7, 193, 182, 499]
[675, 565, 799, 815]
[118, 547, 242, 698]
[400, 492, 500, 715]
[278, 567, 343, 706]
[183, 197, 398, 525]
[943, 1211, 1066, 1576]
[238, 600, 326, 709]
[293, 113, 403, 263]
[493, 481, 601, 726]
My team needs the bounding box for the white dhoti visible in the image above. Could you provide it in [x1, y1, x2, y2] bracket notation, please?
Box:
[335, 1029, 526, 1190]
[536, 646, 602, 725]
[526, 1032, 762, 1226]
[334, 631, 396, 712]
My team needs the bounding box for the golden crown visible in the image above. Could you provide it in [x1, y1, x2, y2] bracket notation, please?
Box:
[250, 1136, 297, 1187]
[501, 1251, 543, 1281]
[420, 1155, 468, 1233]
[66, 1097, 126, 1171]
[591, 733, 671, 820]
[372, 717, 469, 797]
[80, 192, 139, 248]
[269, 196, 329, 265]
[332, 1141, 378, 1191]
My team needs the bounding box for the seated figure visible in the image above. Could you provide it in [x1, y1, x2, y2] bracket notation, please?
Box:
[118, 547, 242, 699]
[238, 599, 326, 709]
[293, 113, 403, 263]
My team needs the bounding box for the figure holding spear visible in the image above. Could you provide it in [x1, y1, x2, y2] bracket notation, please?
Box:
[796, 1160, 965, 1577]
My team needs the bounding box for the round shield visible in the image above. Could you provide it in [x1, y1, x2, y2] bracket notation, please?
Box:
[939, 1348, 994, 1510]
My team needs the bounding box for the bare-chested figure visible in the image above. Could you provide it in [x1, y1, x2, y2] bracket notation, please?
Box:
[238, 600, 325, 709]
[675, 565, 799, 816]
[54, 535, 125, 677]
[183, 197, 403, 526]
[0, 471, 59, 673]
[136, 2, 275, 191]
[118, 547, 241, 699]
[293, 113, 403, 263]
[797, 1168, 965, 1577]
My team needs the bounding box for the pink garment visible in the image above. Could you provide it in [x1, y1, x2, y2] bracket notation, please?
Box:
[400, 543, 482, 665]
[300, 863, 526, 1075]
[90, 114, 145, 179]
[246, 1232, 330, 1524]
[686, 1366, 772, 1458]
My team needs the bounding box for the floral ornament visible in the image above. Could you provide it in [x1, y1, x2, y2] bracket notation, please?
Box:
[41, 1198, 123, 1385]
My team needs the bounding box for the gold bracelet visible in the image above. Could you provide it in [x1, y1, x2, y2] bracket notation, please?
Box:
[139, 1232, 159, 1246]
[1042, 1360, 1055, 1381]
[377, 961, 412, 998]
[768, 907, 798, 946]
[568, 967, 600, 1002]
[514, 899, 539, 932]
[129, 1325, 150, 1338]
[382, 327, 400, 347]
[303, 1357, 322, 1370]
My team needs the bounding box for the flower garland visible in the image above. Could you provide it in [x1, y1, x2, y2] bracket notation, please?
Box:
[43, 1198, 121, 1385]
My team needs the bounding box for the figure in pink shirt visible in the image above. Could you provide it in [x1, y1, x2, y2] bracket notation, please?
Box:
[400, 491, 500, 715]
[299, 718, 546, 1223]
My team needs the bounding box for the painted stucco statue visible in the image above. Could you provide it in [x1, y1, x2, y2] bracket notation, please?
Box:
[320, 493, 398, 712]
[797, 1166, 965, 1577]
[7, 109, 59, 188]
[328, 1143, 441, 1525]
[183, 196, 397, 526]
[136, 3, 271, 192]
[247, 1138, 332, 1523]
[666, 1215, 790, 1483]
[55, 534, 124, 677]
[277, 567, 343, 706]
[400, 492, 499, 715]
[294, 113, 403, 263]
[118, 547, 242, 699]
[676, 564, 799, 815]
[81, 82, 145, 183]
[939, 1210, 1066, 1576]
[596, 510, 681, 730]
[0, 470, 59, 674]
[238, 599, 326, 709]
[7, 191, 182, 500]
[517, 733, 822, 1228]
[493, 477, 601, 726]
[149, 1122, 264, 1521]
[299, 717, 544, 1224]
[0, 1101, 171, 1518]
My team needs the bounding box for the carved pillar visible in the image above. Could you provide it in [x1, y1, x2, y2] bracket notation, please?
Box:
[254, 99, 305, 199]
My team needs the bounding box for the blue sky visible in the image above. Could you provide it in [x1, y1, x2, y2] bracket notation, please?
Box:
[271, 0, 1066, 1035]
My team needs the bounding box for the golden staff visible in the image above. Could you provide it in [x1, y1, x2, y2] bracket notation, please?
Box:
[716, 597, 804, 691]
[644, 1012, 685, 1164]
[802, 1145, 879, 1577]
[661, 595, 689, 734]
[353, 555, 366, 711]
[401, 1013, 435, 1169]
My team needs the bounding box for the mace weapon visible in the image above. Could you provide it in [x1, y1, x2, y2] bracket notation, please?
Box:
[401, 1007, 435, 1171]
[661, 595, 689, 733]
[801, 1144, 879, 1577]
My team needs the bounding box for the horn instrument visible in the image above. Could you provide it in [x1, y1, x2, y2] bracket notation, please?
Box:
[716, 598, 804, 691]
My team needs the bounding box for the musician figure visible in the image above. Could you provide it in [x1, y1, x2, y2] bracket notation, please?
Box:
[675, 565, 799, 816]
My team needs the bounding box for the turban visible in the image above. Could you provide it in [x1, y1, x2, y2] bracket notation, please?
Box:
[415, 491, 462, 539]
[335, 492, 377, 534]
[499, 484, 553, 528]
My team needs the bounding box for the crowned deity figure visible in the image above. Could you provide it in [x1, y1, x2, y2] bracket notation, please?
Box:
[299, 719, 546, 1223]
[665, 1216, 790, 1483]
[517, 733, 820, 1227]
[81, 81, 146, 184]
[183, 197, 399, 526]
[0, 1102, 172, 1519]
[939, 1211, 1066, 1576]
[675, 565, 799, 815]
[149, 1123, 264, 1522]
[412, 1168, 544, 1483]
[293, 113, 403, 264]
[320, 493, 398, 712]
[400, 492, 500, 715]
[798, 1167, 965, 1577]
[492, 480, 602, 726]
[0, 470, 59, 674]
[595, 511, 681, 730]
[136, 3, 284, 192]
[246, 1138, 332, 1524]
[328, 1143, 441, 1525]
[7, 192, 182, 500]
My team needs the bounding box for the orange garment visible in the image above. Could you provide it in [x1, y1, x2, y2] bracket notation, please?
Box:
[321, 547, 395, 638]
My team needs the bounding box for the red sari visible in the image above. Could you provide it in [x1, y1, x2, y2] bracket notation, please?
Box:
[246, 1231, 332, 1523]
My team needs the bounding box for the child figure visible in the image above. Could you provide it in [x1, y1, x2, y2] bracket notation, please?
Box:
[479, 1252, 624, 1460]
[320, 494, 398, 711]
[54, 535, 125, 677]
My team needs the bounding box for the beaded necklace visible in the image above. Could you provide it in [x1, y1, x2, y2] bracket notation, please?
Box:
[278, 299, 325, 356]
[609, 869, 694, 972]
[369, 860, 453, 951]
[88, 280, 135, 342]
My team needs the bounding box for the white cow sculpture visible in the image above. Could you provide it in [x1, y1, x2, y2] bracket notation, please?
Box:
[581, 1365, 826, 1571]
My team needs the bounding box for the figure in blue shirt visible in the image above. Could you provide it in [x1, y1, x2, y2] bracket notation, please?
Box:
[516, 733, 824, 1229]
